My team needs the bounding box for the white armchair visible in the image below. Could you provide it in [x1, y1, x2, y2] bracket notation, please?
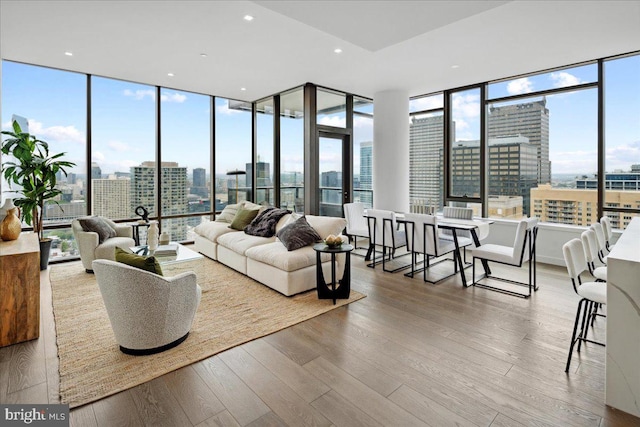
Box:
[92, 259, 202, 355]
[72, 217, 136, 273]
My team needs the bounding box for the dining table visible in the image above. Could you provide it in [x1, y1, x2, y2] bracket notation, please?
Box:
[363, 211, 493, 286]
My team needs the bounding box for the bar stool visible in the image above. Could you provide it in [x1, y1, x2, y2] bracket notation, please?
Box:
[580, 228, 607, 281]
[562, 238, 606, 372]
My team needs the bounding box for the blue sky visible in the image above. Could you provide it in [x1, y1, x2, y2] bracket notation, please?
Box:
[2, 56, 637, 181]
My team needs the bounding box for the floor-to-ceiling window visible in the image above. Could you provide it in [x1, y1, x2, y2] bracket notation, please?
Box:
[215, 98, 252, 206]
[487, 64, 598, 225]
[255, 97, 275, 206]
[280, 88, 304, 212]
[603, 54, 640, 229]
[160, 89, 211, 241]
[353, 97, 373, 208]
[1, 61, 87, 261]
[409, 94, 444, 212]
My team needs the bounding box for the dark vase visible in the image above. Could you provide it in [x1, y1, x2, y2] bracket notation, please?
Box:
[39, 239, 52, 270]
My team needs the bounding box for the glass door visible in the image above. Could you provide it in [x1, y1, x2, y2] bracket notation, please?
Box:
[318, 133, 349, 217]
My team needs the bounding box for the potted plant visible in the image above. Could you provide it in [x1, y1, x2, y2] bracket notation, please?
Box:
[1, 121, 76, 269]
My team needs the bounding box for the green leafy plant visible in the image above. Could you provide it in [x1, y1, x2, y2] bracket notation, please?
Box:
[1, 121, 75, 240]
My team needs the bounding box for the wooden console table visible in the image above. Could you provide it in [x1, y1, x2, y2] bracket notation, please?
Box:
[0, 233, 40, 347]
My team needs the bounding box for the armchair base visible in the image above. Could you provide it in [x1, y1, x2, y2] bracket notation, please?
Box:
[120, 332, 189, 356]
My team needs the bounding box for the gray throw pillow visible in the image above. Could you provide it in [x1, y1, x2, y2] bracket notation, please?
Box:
[244, 207, 291, 237]
[78, 216, 117, 243]
[276, 216, 321, 251]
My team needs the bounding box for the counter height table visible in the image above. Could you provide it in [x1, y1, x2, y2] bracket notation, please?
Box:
[605, 216, 640, 417]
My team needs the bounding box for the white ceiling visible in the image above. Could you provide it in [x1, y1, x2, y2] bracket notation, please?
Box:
[1, 1, 639, 102]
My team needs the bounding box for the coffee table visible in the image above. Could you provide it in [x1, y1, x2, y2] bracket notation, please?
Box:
[130, 242, 204, 276]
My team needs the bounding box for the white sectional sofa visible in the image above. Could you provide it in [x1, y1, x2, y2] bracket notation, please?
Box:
[194, 203, 347, 296]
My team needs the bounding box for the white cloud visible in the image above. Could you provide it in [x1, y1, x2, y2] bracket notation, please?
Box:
[123, 89, 155, 101]
[551, 149, 598, 174]
[2, 120, 12, 130]
[451, 93, 480, 120]
[318, 115, 346, 127]
[107, 140, 132, 152]
[507, 78, 534, 95]
[411, 96, 442, 111]
[160, 91, 187, 103]
[551, 72, 582, 88]
[92, 151, 105, 162]
[27, 119, 85, 144]
[605, 140, 640, 171]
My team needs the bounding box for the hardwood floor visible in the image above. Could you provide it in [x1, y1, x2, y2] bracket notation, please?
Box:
[2, 252, 639, 427]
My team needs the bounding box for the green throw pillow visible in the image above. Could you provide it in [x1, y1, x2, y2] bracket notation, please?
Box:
[115, 247, 163, 276]
[229, 206, 260, 231]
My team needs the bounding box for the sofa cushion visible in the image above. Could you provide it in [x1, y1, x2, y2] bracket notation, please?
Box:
[276, 216, 321, 251]
[78, 216, 117, 243]
[229, 206, 260, 231]
[216, 202, 243, 223]
[217, 231, 275, 255]
[305, 215, 347, 241]
[246, 242, 331, 272]
[194, 221, 238, 242]
[244, 207, 291, 237]
[114, 247, 163, 275]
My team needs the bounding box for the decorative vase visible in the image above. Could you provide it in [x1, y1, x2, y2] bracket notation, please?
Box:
[0, 206, 22, 241]
[147, 221, 159, 251]
[0, 198, 16, 224]
[159, 231, 170, 246]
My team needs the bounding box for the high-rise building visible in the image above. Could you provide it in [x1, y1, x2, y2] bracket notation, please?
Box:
[91, 162, 102, 180]
[92, 177, 131, 219]
[191, 167, 208, 198]
[449, 136, 538, 215]
[488, 99, 550, 184]
[320, 171, 342, 216]
[358, 141, 373, 207]
[409, 115, 445, 210]
[488, 135, 538, 214]
[131, 161, 188, 241]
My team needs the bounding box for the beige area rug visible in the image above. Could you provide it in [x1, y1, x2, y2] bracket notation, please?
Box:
[50, 257, 365, 408]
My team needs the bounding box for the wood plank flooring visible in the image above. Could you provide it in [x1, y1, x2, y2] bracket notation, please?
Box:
[1, 251, 639, 427]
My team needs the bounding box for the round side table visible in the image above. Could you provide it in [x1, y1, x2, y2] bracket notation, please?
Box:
[312, 243, 354, 304]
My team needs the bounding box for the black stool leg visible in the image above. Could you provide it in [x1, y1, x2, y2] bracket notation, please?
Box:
[566, 299, 586, 372]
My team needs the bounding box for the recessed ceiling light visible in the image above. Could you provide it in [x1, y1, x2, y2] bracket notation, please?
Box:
[334, 48, 342, 54]
[244, 15, 254, 21]
[167, 73, 174, 77]
[451, 65, 460, 69]
[240, 87, 247, 91]
[64, 51, 73, 56]
[200, 53, 207, 58]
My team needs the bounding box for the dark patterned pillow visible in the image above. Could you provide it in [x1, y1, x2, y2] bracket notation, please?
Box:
[244, 208, 290, 237]
[276, 216, 321, 251]
[78, 216, 116, 243]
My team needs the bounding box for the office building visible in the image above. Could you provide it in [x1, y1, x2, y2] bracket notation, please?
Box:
[488, 99, 550, 184]
[90, 162, 102, 180]
[410, 115, 444, 210]
[191, 167, 209, 198]
[358, 141, 373, 206]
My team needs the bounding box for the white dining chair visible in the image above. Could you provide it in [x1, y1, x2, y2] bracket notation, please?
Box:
[440, 206, 474, 264]
[343, 202, 369, 252]
[366, 209, 410, 273]
[403, 213, 459, 283]
[581, 228, 607, 281]
[562, 238, 606, 372]
[591, 222, 609, 264]
[471, 217, 538, 298]
[600, 216, 615, 251]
